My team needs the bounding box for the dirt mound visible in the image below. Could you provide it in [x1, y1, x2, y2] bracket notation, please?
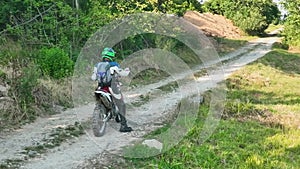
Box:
[184, 11, 242, 39]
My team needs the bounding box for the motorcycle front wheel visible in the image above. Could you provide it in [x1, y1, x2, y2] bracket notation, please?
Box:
[92, 104, 107, 137]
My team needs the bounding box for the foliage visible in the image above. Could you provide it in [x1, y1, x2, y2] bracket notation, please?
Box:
[0, 42, 73, 129]
[272, 42, 289, 50]
[202, 0, 281, 35]
[0, 0, 90, 60]
[0, 39, 27, 75]
[0, 39, 38, 104]
[8, 65, 41, 124]
[158, 0, 203, 16]
[0, 0, 202, 56]
[37, 47, 74, 79]
[17, 65, 41, 106]
[113, 33, 202, 68]
[282, 0, 300, 47]
[0, 39, 42, 127]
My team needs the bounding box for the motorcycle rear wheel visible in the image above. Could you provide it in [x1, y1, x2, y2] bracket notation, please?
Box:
[92, 104, 107, 137]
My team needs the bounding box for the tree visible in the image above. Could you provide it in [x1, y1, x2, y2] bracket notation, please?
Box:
[282, 0, 300, 47]
[0, 0, 90, 58]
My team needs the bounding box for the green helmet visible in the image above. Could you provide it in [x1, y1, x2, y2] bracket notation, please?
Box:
[101, 47, 116, 61]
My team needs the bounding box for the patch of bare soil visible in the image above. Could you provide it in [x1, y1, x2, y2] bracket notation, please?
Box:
[288, 47, 300, 54]
[184, 11, 242, 39]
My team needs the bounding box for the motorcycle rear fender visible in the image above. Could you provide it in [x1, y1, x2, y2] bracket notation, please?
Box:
[94, 90, 112, 102]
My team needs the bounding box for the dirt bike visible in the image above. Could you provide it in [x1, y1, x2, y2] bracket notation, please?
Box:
[92, 67, 130, 137]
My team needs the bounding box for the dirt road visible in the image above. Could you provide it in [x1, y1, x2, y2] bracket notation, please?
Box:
[0, 34, 280, 169]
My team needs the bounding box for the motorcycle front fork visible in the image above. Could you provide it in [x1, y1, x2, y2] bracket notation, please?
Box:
[103, 111, 111, 122]
[96, 102, 120, 122]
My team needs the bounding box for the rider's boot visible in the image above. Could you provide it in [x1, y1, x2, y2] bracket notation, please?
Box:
[119, 114, 133, 132]
[120, 124, 133, 132]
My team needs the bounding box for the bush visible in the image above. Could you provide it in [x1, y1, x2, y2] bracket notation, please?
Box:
[37, 47, 74, 79]
[272, 42, 289, 50]
[2, 64, 41, 127]
[17, 65, 41, 104]
[232, 9, 268, 35]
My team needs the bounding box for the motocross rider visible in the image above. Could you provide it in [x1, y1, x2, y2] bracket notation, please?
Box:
[91, 47, 133, 132]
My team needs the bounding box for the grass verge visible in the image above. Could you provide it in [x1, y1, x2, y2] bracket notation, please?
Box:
[213, 37, 249, 56]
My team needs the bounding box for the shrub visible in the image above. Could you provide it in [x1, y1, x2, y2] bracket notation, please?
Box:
[272, 42, 289, 50]
[37, 47, 74, 79]
[17, 65, 40, 104]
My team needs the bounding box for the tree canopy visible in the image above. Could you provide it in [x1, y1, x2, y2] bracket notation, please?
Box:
[282, 0, 300, 47]
[0, 0, 201, 53]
